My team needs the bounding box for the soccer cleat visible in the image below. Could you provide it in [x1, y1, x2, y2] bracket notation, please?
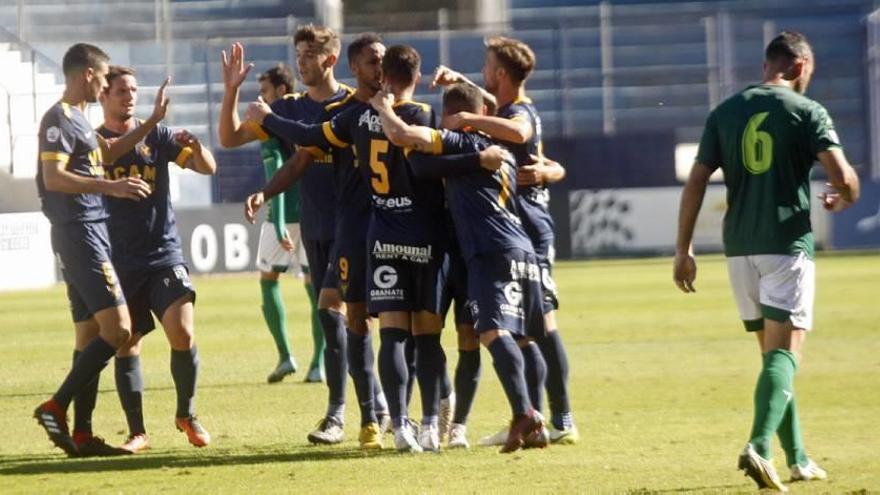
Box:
[33, 401, 78, 456]
[548, 424, 580, 445]
[304, 365, 324, 383]
[418, 423, 440, 452]
[74, 434, 132, 457]
[438, 392, 455, 442]
[358, 422, 383, 450]
[447, 423, 470, 449]
[478, 424, 509, 446]
[523, 420, 550, 449]
[790, 459, 828, 482]
[267, 358, 297, 383]
[737, 443, 788, 492]
[393, 420, 423, 453]
[121, 433, 150, 454]
[500, 410, 544, 454]
[307, 416, 344, 445]
[175, 416, 211, 447]
[377, 414, 392, 436]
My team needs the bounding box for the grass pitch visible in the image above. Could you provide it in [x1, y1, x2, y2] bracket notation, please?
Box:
[1, 254, 878, 493]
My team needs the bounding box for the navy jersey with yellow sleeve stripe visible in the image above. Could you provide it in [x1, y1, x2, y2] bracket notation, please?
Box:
[496, 97, 555, 246]
[98, 122, 189, 272]
[248, 86, 355, 241]
[413, 129, 533, 260]
[36, 101, 107, 224]
[322, 100, 446, 244]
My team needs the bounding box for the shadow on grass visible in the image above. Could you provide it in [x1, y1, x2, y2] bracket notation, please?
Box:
[626, 485, 748, 494]
[0, 443, 402, 476]
[0, 380, 318, 400]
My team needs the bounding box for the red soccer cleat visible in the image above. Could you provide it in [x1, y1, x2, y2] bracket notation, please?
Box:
[175, 416, 210, 447]
[74, 432, 131, 457]
[33, 400, 78, 456]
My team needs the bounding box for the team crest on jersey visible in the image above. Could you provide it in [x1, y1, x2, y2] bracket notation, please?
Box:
[46, 126, 61, 143]
[138, 143, 152, 160]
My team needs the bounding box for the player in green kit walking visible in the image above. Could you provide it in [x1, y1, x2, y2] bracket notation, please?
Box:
[674, 32, 860, 492]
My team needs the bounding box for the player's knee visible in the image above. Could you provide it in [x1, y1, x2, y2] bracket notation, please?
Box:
[457, 326, 479, 351]
[105, 327, 132, 349]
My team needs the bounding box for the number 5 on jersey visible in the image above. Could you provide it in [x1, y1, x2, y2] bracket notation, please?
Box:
[369, 139, 390, 194]
[742, 112, 773, 174]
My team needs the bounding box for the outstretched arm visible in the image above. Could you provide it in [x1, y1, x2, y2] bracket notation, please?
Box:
[518, 153, 566, 186]
[430, 65, 497, 114]
[175, 130, 217, 175]
[246, 97, 329, 149]
[409, 145, 512, 179]
[444, 112, 532, 144]
[218, 42, 259, 147]
[244, 148, 315, 224]
[673, 163, 713, 293]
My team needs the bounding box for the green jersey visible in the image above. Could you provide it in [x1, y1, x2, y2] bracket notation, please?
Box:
[261, 137, 301, 239]
[696, 84, 841, 258]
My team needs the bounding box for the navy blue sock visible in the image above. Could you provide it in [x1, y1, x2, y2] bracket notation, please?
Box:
[115, 355, 146, 435]
[379, 327, 409, 428]
[453, 349, 481, 424]
[487, 335, 531, 416]
[439, 350, 452, 400]
[404, 333, 416, 407]
[521, 341, 547, 414]
[346, 330, 378, 426]
[170, 346, 199, 418]
[537, 330, 572, 429]
[54, 337, 115, 409]
[414, 334, 444, 424]
[71, 350, 99, 434]
[318, 308, 348, 420]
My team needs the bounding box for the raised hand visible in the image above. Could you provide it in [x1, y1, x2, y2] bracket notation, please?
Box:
[441, 111, 470, 131]
[369, 90, 394, 112]
[148, 76, 171, 124]
[221, 42, 254, 90]
[430, 65, 464, 89]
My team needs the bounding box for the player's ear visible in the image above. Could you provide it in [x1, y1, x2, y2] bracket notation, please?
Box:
[786, 58, 805, 81]
[413, 72, 421, 86]
[324, 52, 338, 69]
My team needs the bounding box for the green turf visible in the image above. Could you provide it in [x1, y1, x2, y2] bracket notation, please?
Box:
[1, 255, 878, 493]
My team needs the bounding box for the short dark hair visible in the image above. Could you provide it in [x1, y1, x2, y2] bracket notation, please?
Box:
[258, 64, 295, 93]
[485, 35, 535, 84]
[347, 32, 383, 65]
[294, 24, 341, 55]
[104, 65, 136, 92]
[765, 31, 812, 64]
[381, 44, 420, 87]
[443, 83, 483, 115]
[62, 43, 109, 78]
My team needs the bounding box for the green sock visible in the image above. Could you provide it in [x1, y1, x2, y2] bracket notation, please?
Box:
[777, 395, 809, 467]
[260, 279, 291, 361]
[749, 349, 798, 459]
[305, 282, 325, 370]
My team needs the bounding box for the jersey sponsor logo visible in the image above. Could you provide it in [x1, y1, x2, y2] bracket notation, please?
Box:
[358, 110, 384, 133]
[84, 130, 93, 139]
[373, 265, 398, 289]
[503, 281, 523, 305]
[46, 126, 61, 143]
[372, 240, 432, 263]
[509, 259, 540, 282]
[106, 164, 157, 189]
[372, 195, 413, 210]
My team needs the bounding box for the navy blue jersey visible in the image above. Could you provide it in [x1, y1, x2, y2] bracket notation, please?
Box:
[305, 99, 372, 232]
[323, 100, 446, 245]
[412, 129, 533, 260]
[99, 122, 190, 272]
[496, 97, 555, 243]
[36, 101, 106, 224]
[249, 86, 354, 241]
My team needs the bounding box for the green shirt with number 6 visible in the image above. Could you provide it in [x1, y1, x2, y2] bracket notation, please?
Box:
[695, 84, 841, 259]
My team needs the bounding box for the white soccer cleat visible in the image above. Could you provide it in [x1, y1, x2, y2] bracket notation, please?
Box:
[790, 459, 828, 482]
[548, 424, 580, 445]
[306, 416, 344, 445]
[418, 423, 440, 452]
[438, 392, 455, 442]
[447, 423, 470, 449]
[394, 421, 423, 453]
[478, 424, 509, 446]
[267, 358, 297, 383]
[377, 414, 392, 437]
[737, 443, 789, 492]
